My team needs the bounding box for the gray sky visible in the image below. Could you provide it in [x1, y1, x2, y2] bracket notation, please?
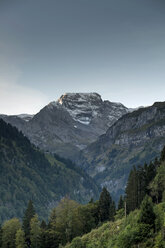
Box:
[0, 0, 165, 114]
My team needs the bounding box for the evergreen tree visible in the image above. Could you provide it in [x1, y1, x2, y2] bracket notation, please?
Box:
[125, 166, 138, 213]
[109, 201, 116, 221]
[30, 215, 41, 248]
[137, 164, 148, 207]
[77, 204, 96, 235]
[48, 208, 56, 229]
[22, 200, 35, 246]
[46, 208, 59, 248]
[98, 187, 112, 222]
[125, 162, 156, 213]
[40, 221, 47, 248]
[138, 195, 156, 230]
[145, 162, 156, 195]
[118, 195, 124, 210]
[15, 229, 25, 248]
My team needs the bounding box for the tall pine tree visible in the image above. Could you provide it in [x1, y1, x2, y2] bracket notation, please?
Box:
[125, 166, 138, 213]
[30, 215, 41, 248]
[22, 200, 35, 247]
[138, 195, 156, 230]
[118, 195, 124, 210]
[98, 187, 113, 222]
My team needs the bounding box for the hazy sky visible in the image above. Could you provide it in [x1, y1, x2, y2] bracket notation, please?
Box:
[0, 0, 165, 114]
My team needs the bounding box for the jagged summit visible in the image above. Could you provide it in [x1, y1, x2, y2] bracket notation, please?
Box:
[47, 92, 129, 125]
[56, 92, 103, 125]
[0, 92, 129, 159]
[57, 92, 102, 105]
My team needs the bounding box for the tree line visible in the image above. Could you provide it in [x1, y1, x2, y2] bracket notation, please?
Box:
[0, 187, 116, 248]
[125, 146, 165, 213]
[0, 146, 165, 248]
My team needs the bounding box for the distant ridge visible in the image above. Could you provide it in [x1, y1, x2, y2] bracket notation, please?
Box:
[0, 118, 100, 222]
[0, 93, 129, 160]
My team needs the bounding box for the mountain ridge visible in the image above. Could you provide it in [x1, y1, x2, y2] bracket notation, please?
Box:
[79, 101, 165, 200]
[0, 118, 100, 222]
[0, 93, 130, 160]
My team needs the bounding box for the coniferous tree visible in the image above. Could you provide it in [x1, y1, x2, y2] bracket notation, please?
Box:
[46, 208, 59, 248]
[137, 164, 147, 207]
[125, 166, 138, 213]
[138, 195, 156, 230]
[22, 200, 35, 246]
[48, 208, 56, 229]
[40, 221, 47, 248]
[98, 187, 112, 222]
[125, 161, 157, 214]
[109, 201, 116, 221]
[30, 215, 41, 248]
[118, 196, 124, 210]
[145, 162, 156, 193]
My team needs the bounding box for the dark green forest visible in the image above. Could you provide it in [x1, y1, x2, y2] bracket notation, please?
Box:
[0, 144, 165, 247]
[0, 119, 100, 222]
[0, 118, 165, 247]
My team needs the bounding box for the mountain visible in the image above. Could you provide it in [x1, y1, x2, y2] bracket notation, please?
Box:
[80, 102, 165, 200]
[0, 118, 100, 222]
[17, 114, 34, 122]
[0, 93, 129, 160]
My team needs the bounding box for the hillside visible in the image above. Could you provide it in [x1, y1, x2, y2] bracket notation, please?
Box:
[64, 202, 165, 248]
[0, 146, 164, 248]
[80, 102, 165, 200]
[0, 119, 100, 222]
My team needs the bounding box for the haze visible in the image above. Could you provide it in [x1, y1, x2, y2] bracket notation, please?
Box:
[0, 0, 165, 114]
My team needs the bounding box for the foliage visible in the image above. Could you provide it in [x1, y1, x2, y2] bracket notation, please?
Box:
[63, 151, 165, 248]
[117, 195, 124, 210]
[98, 187, 115, 222]
[125, 161, 157, 213]
[15, 229, 25, 248]
[53, 197, 81, 244]
[1, 120, 165, 248]
[138, 196, 156, 229]
[0, 119, 100, 222]
[2, 218, 21, 248]
[149, 162, 165, 203]
[30, 214, 41, 248]
[23, 200, 35, 240]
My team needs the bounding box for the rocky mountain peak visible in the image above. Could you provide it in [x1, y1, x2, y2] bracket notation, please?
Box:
[58, 92, 102, 105]
[56, 93, 103, 125]
[0, 92, 130, 160]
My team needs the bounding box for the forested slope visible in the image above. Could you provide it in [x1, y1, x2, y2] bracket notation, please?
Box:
[0, 119, 100, 222]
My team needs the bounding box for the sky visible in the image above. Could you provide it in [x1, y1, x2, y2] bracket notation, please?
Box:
[0, 0, 165, 115]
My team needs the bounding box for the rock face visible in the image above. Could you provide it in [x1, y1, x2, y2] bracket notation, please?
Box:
[57, 93, 127, 127]
[1, 93, 165, 202]
[80, 102, 165, 200]
[0, 93, 129, 160]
